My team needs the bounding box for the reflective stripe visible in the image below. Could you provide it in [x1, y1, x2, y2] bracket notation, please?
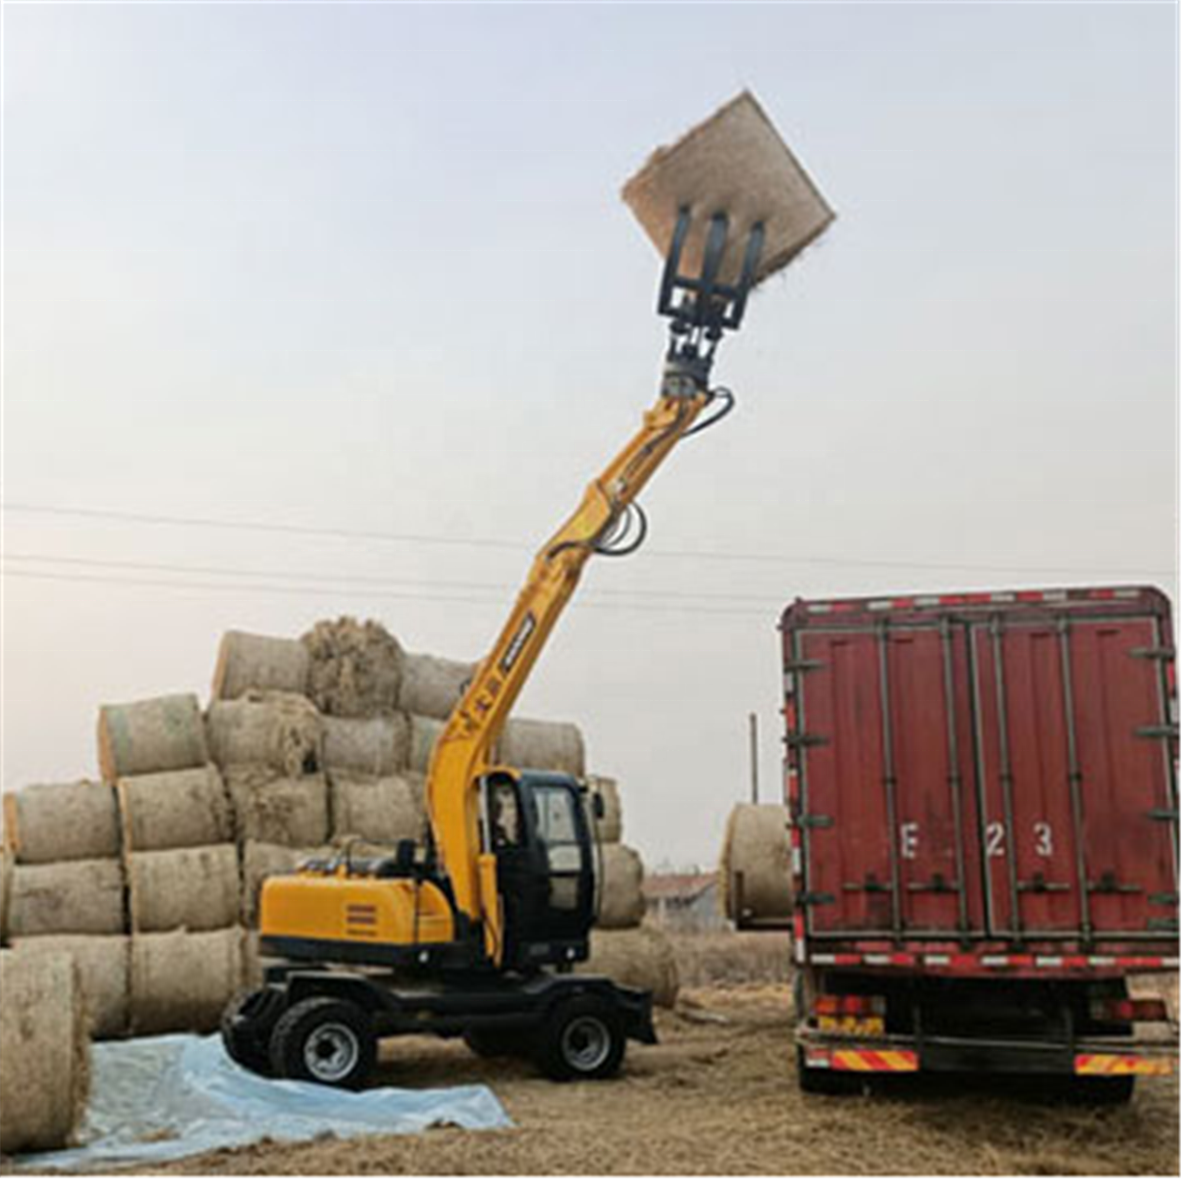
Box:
[1075, 1054, 1174, 1077]
[832, 1049, 919, 1073]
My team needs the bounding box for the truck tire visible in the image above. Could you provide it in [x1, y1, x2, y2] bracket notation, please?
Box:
[269, 996, 376, 1090]
[464, 1027, 528, 1059]
[534, 995, 626, 1081]
[220, 988, 282, 1077]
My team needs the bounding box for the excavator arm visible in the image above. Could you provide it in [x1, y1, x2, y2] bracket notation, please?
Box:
[424, 207, 766, 961]
[425, 376, 716, 943]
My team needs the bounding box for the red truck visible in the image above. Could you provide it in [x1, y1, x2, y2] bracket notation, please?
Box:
[779, 585, 1178, 1099]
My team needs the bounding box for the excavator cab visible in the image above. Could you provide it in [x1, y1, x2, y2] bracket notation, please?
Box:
[484, 771, 596, 972]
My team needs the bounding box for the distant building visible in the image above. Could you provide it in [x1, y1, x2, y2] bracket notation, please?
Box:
[643, 871, 727, 932]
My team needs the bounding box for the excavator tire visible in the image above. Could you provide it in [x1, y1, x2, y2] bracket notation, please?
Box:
[221, 988, 283, 1077]
[532, 994, 626, 1081]
[463, 1027, 530, 1059]
[269, 996, 377, 1090]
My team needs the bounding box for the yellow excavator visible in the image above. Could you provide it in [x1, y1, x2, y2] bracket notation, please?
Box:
[221, 208, 767, 1089]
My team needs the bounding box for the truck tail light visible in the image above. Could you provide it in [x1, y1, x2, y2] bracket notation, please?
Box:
[814, 994, 885, 1017]
[1090, 997, 1170, 1023]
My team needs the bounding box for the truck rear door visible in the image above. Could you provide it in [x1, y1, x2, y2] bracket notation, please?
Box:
[794, 621, 986, 940]
[972, 611, 1177, 942]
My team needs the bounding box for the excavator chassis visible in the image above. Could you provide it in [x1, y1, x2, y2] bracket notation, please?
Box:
[223, 961, 656, 1089]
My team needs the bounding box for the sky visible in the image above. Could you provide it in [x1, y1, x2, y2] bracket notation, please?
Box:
[3, 2, 1177, 868]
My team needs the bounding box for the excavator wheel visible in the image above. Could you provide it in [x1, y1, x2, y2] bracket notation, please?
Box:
[221, 988, 283, 1077]
[533, 995, 626, 1082]
[269, 996, 377, 1090]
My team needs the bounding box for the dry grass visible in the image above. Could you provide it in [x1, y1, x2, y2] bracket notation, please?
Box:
[665, 927, 793, 988]
[106, 985, 1178, 1176]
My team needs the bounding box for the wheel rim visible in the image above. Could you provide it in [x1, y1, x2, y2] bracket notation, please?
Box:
[303, 1022, 361, 1083]
[561, 1015, 611, 1072]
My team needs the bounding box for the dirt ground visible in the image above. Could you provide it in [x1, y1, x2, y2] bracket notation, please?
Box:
[137, 982, 1177, 1177]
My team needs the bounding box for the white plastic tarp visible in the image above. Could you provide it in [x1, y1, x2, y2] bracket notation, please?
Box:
[22, 1034, 511, 1170]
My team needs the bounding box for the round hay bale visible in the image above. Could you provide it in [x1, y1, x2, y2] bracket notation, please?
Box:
[719, 803, 793, 924]
[497, 717, 585, 777]
[129, 927, 244, 1035]
[3, 781, 120, 864]
[322, 714, 410, 777]
[302, 617, 404, 718]
[408, 715, 445, 774]
[0, 949, 89, 1153]
[127, 845, 240, 933]
[240, 842, 324, 926]
[586, 775, 622, 843]
[8, 859, 125, 937]
[329, 774, 426, 846]
[97, 693, 208, 781]
[10, 935, 130, 1039]
[397, 653, 475, 720]
[227, 769, 330, 847]
[585, 928, 679, 1008]
[212, 630, 310, 700]
[206, 691, 323, 778]
[596, 844, 646, 929]
[117, 764, 232, 852]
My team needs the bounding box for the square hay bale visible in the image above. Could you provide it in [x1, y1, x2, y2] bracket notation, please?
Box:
[623, 90, 834, 288]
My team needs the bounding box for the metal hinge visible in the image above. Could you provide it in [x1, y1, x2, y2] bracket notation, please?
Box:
[1018, 873, 1071, 894]
[1147, 917, 1179, 933]
[783, 658, 824, 675]
[799, 891, 836, 907]
[1136, 723, 1179, 740]
[785, 732, 828, 749]
[1087, 873, 1142, 895]
[1130, 646, 1175, 662]
[797, 813, 834, 830]
[1147, 807, 1180, 823]
[1149, 892, 1179, 907]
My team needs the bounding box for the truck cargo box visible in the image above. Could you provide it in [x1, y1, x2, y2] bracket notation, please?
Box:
[781, 586, 1178, 972]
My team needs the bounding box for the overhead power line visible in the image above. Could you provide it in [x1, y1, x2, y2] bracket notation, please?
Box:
[0, 552, 784, 605]
[0, 567, 770, 620]
[2, 501, 1174, 579]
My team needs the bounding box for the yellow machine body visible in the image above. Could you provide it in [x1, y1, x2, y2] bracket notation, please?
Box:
[260, 869, 455, 949]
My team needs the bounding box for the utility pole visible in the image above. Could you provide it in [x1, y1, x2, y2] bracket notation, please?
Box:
[749, 711, 759, 804]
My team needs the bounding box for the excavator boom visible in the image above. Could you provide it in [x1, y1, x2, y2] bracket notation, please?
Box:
[426, 378, 714, 936]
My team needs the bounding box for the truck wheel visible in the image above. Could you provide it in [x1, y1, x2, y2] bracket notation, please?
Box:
[535, 996, 626, 1081]
[464, 1028, 527, 1059]
[220, 988, 282, 1077]
[269, 997, 376, 1090]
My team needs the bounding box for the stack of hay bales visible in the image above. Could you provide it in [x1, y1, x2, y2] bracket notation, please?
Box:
[580, 775, 680, 1008]
[0, 950, 90, 1153]
[3, 778, 129, 1038]
[1, 693, 251, 1040]
[207, 633, 331, 930]
[0, 617, 679, 1047]
[104, 693, 245, 1035]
